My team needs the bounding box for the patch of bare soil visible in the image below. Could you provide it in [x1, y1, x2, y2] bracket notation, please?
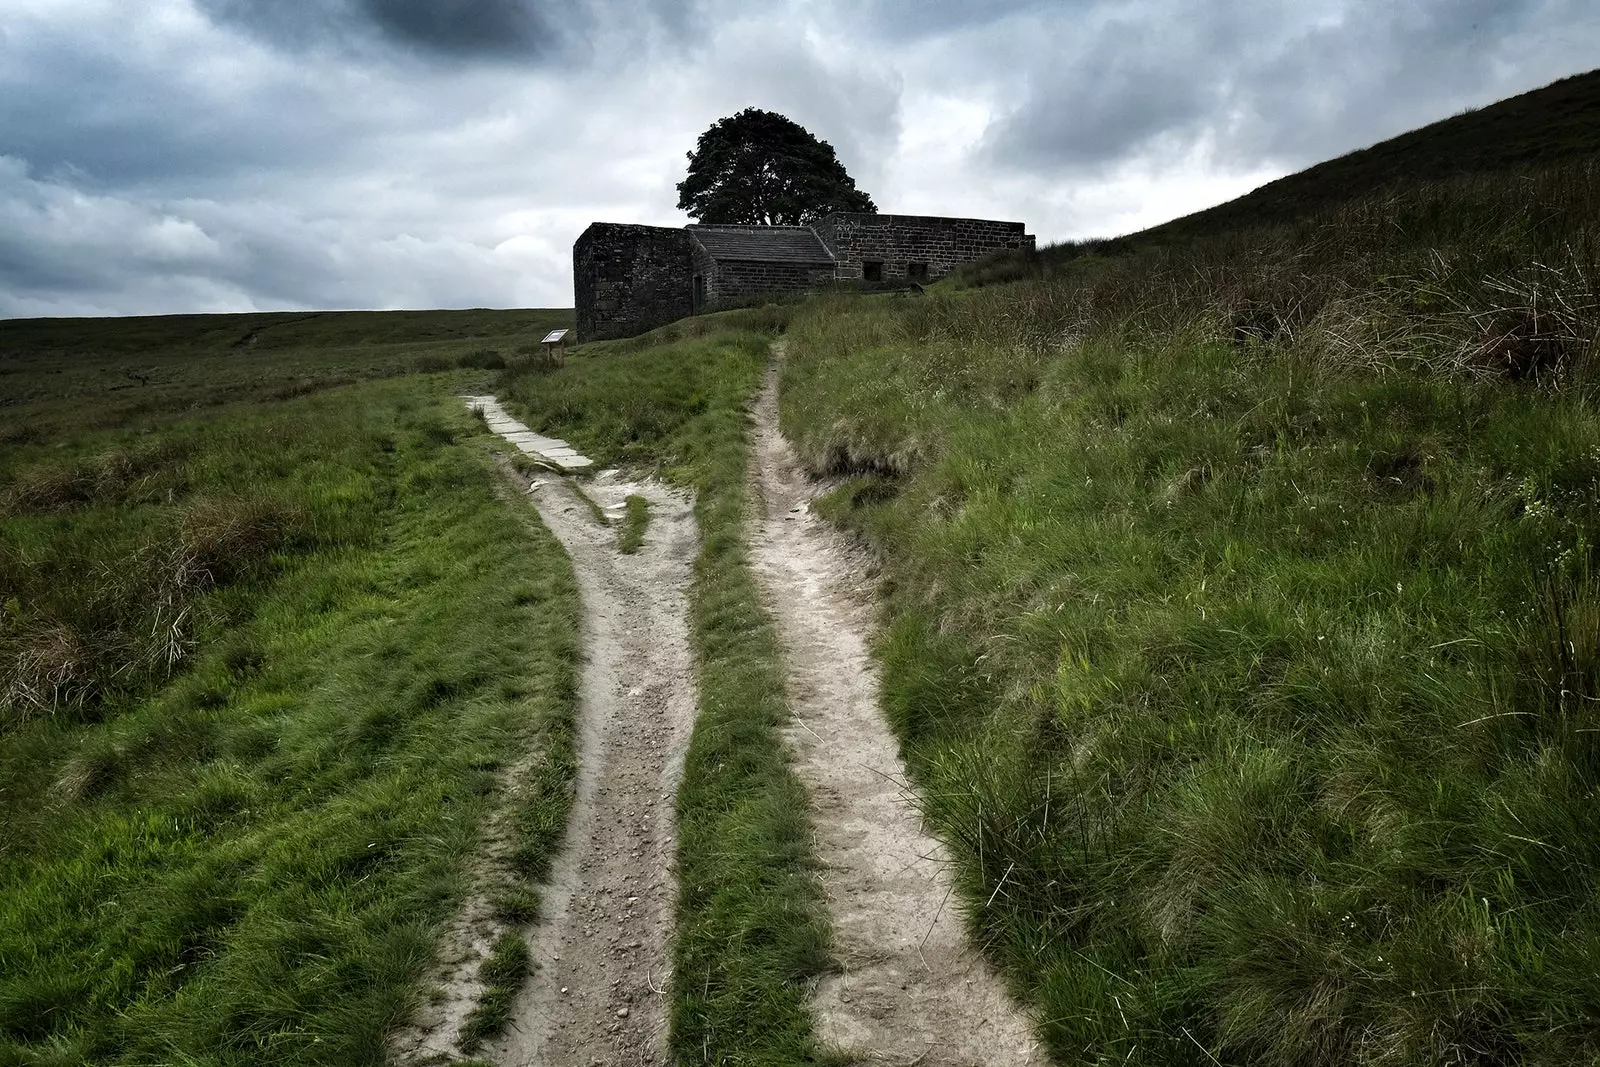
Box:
[748, 358, 1043, 1066]
[395, 444, 699, 1065]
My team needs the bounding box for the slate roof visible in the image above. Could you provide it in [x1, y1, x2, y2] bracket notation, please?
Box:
[688, 225, 835, 265]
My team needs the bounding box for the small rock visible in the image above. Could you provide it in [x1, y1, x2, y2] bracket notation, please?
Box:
[616, 1008, 630, 1019]
[560, 987, 569, 994]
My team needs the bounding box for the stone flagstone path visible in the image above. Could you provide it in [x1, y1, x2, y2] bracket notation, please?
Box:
[462, 395, 593, 471]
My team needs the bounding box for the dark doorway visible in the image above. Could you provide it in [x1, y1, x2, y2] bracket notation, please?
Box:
[862, 260, 884, 282]
[693, 274, 706, 310]
[908, 262, 929, 283]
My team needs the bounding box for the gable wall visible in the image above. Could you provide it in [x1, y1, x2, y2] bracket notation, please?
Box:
[573, 223, 694, 341]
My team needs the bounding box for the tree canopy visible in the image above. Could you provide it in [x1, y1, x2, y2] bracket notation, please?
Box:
[675, 108, 877, 226]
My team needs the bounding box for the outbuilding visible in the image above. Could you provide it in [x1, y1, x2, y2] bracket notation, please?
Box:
[574, 211, 1034, 342]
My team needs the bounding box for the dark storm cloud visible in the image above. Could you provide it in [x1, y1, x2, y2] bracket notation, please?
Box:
[980, 0, 1598, 176]
[0, 42, 345, 189]
[196, 0, 563, 60]
[196, 0, 699, 63]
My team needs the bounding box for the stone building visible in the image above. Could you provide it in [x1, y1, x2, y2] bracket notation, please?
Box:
[574, 211, 1034, 341]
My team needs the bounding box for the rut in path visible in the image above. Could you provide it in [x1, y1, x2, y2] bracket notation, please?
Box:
[748, 358, 1042, 1066]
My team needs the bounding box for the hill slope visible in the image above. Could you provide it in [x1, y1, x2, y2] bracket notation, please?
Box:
[1147, 68, 1600, 240]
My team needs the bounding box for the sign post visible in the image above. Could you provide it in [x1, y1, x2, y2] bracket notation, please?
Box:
[541, 328, 570, 367]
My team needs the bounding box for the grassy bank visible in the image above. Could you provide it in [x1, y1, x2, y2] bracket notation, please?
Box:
[0, 319, 580, 1064]
[781, 157, 1600, 1064]
[497, 323, 835, 1064]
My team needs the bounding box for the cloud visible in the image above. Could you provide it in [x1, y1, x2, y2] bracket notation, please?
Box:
[195, 0, 568, 61]
[983, 16, 1219, 169]
[829, 0, 1052, 43]
[697, 17, 902, 199]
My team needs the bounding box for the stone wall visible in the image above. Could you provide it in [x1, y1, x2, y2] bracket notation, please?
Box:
[811, 213, 1034, 281]
[715, 261, 835, 304]
[573, 223, 694, 342]
[690, 246, 833, 309]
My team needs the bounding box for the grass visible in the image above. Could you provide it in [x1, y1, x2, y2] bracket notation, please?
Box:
[496, 322, 837, 1065]
[457, 932, 531, 1053]
[779, 146, 1600, 1064]
[0, 314, 581, 1064]
[618, 494, 650, 554]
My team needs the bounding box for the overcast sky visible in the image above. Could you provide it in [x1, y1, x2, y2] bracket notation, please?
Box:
[2, 0, 1596, 318]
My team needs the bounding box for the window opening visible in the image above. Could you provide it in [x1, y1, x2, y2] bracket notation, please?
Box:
[862, 260, 884, 282]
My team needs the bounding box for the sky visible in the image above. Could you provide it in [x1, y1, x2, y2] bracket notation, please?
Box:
[2, 0, 1597, 318]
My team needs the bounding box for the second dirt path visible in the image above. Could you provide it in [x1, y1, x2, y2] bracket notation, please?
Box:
[748, 358, 1042, 1066]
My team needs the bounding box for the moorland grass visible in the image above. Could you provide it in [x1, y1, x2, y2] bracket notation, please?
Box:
[0, 320, 580, 1064]
[498, 329, 835, 1065]
[780, 154, 1600, 1064]
[0, 307, 571, 442]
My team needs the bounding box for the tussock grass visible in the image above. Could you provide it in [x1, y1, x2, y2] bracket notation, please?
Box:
[781, 151, 1600, 1064]
[497, 330, 835, 1065]
[0, 316, 581, 1063]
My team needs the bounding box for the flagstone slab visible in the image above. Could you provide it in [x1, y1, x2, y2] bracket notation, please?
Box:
[462, 395, 594, 471]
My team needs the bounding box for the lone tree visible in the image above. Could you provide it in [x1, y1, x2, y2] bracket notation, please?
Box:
[676, 108, 877, 225]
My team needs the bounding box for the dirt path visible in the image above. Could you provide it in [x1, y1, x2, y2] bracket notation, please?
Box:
[400, 414, 699, 1065]
[477, 466, 699, 1067]
[748, 359, 1042, 1066]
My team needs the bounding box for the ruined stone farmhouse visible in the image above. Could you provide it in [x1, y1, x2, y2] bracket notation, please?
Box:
[573, 212, 1035, 341]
